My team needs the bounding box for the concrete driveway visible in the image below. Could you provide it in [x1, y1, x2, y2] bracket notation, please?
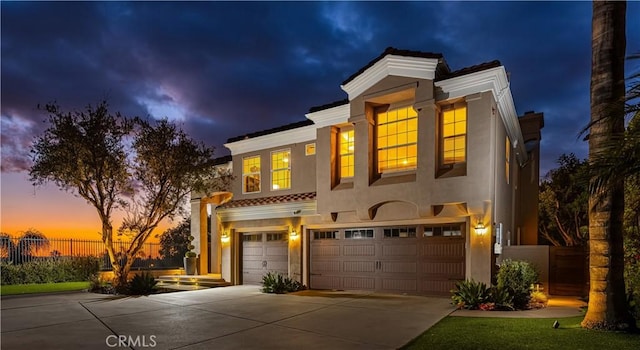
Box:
[1, 286, 454, 350]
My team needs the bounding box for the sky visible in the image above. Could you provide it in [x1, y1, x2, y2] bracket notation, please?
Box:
[1, 1, 639, 239]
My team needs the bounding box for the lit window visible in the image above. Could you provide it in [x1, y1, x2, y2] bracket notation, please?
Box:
[505, 136, 511, 184]
[242, 156, 261, 193]
[441, 105, 466, 165]
[339, 129, 354, 178]
[305, 143, 316, 156]
[271, 149, 291, 190]
[377, 105, 418, 173]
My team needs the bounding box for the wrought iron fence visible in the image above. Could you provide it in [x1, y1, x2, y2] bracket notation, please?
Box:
[0, 236, 183, 270]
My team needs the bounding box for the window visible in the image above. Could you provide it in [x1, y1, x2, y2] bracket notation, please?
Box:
[440, 104, 467, 166]
[383, 227, 416, 238]
[266, 233, 286, 241]
[305, 143, 316, 156]
[242, 234, 262, 242]
[505, 136, 511, 184]
[345, 229, 374, 239]
[423, 224, 463, 237]
[377, 105, 418, 173]
[242, 156, 261, 193]
[339, 129, 354, 178]
[271, 149, 291, 190]
[313, 231, 338, 240]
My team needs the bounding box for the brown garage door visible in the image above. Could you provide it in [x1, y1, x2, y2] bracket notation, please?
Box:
[310, 225, 465, 295]
[242, 232, 288, 285]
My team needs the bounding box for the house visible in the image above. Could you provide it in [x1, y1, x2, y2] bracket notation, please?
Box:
[190, 48, 544, 295]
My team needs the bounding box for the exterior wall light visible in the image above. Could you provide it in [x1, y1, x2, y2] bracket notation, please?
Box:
[290, 231, 298, 239]
[474, 223, 487, 236]
[221, 232, 230, 243]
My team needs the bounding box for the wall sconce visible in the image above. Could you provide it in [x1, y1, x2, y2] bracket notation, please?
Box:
[474, 223, 487, 236]
[290, 231, 298, 239]
[221, 232, 230, 243]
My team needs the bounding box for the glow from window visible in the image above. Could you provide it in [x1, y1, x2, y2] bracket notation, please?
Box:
[271, 150, 291, 190]
[377, 106, 417, 173]
[340, 129, 354, 178]
[242, 156, 261, 193]
[442, 105, 466, 165]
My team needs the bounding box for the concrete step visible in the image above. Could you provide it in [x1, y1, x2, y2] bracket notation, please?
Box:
[155, 275, 232, 289]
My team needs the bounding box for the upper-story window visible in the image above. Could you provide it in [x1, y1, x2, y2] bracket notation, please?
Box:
[377, 105, 418, 173]
[440, 103, 467, 166]
[339, 128, 355, 178]
[242, 156, 261, 193]
[305, 143, 316, 156]
[271, 149, 291, 190]
[505, 136, 511, 184]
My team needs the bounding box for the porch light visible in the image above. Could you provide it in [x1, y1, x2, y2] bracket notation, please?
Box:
[290, 231, 298, 239]
[221, 232, 230, 243]
[474, 223, 487, 236]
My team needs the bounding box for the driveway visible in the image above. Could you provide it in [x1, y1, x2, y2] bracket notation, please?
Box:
[1, 286, 454, 350]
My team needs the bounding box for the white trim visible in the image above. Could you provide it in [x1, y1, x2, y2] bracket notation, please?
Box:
[305, 217, 468, 230]
[225, 125, 316, 155]
[435, 66, 527, 165]
[340, 55, 440, 100]
[305, 104, 350, 129]
[218, 201, 318, 222]
[236, 225, 289, 234]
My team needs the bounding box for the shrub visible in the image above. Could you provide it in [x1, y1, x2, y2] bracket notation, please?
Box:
[0, 257, 100, 285]
[89, 274, 115, 294]
[489, 286, 514, 311]
[529, 291, 548, 309]
[261, 271, 305, 294]
[450, 279, 491, 310]
[496, 259, 538, 309]
[127, 272, 158, 295]
[624, 232, 640, 320]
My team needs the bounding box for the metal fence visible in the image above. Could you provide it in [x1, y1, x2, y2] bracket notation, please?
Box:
[0, 236, 183, 270]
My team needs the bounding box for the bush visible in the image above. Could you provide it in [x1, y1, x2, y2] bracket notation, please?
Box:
[127, 272, 158, 295]
[261, 271, 305, 294]
[490, 286, 514, 311]
[0, 257, 100, 285]
[496, 259, 538, 310]
[529, 291, 548, 309]
[89, 274, 115, 294]
[451, 279, 491, 310]
[624, 232, 640, 320]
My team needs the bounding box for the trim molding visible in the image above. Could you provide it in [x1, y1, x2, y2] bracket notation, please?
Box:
[341, 55, 440, 100]
[224, 125, 316, 155]
[218, 201, 317, 221]
[305, 104, 350, 128]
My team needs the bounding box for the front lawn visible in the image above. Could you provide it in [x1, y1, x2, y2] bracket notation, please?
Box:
[0, 281, 90, 296]
[402, 316, 639, 350]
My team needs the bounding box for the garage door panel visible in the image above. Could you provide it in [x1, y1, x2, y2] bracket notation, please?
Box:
[311, 275, 341, 290]
[382, 244, 417, 257]
[382, 278, 417, 292]
[343, 244, 375, 256]
[420, 262, 464, 277]
[382, 261, 417, 273]
[311, 245, 340, 257]
[343, 277, 375, 290]
[242, 232, 288, 285]
[312, 260, 340, 273]
[266, 246, 288, 257]
[421, 280, 457, 295]
[343, 261, 376, 273]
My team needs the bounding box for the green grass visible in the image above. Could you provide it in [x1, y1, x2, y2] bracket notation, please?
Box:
[0, 281, 90, 296]
[402, 316, 639, 350]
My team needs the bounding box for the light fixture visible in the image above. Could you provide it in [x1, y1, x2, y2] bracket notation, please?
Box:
[290, 230, 298, 239]
[474, 222, 487, 236]
[221, 232, 230, 243]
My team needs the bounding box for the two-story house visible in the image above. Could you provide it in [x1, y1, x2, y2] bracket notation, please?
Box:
[191, 48, 543, 295]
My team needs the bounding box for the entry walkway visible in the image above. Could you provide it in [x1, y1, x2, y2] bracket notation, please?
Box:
[1, 286, 455, 350]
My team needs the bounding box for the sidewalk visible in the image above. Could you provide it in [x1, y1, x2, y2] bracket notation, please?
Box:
[451, 296, 586, 318]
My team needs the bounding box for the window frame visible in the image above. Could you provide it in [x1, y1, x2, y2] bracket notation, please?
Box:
[339, 127, 355, 180]
[242, 155, 261, 194]
[375, 103, 418, 175]
[305, 143, 316, 156]
[437, 102, 467, 177]
[270, 149, 291, 191]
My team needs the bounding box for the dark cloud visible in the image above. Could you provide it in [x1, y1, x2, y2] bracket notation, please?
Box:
[2, 1, 639, 174]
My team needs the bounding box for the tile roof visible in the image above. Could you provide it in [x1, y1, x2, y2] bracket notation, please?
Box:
[342, 47, 445, 86]
[213, 155, 232, 165]
[220, 192, 317, 209]
[308, 98, 349, 113]
[436, 60, 502, 81]
[226, 119, 314, 143]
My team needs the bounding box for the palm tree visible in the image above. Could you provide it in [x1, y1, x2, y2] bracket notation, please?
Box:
[581, 1, 636, 330]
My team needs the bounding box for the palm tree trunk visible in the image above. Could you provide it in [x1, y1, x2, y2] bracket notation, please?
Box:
[582, 0, 635, 330]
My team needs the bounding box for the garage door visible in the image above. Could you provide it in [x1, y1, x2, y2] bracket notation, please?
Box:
[242, 232, 288, 285]
[310, 224, 465, 295]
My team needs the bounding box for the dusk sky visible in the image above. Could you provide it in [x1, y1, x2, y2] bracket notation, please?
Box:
[1, 1, 639, 239]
